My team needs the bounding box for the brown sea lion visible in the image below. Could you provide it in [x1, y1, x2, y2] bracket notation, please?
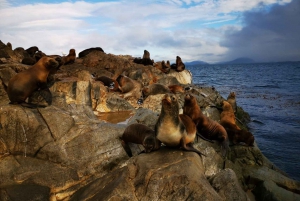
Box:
[116, 75, 142, 99]
[155, 93, 206, 156]
[142, 83, 170, 98]
[62, 48, 76, 65]
[183, 93, 229, 157]
[227, 91, 237, 113]
[120, 123, 161, 157]
[153, 60, 171, 74]
[168, 85, 185, 94]
[220, 101, 254, 146]
[7, 56, 59, 107]
[171, 56, 185, 72]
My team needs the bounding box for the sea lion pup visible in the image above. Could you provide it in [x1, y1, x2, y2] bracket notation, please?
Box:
[142, 83, 170, 98]
[153, 60, 171, 74]
[155, 93, 206, 157]
[220, 101, 254, 146]
[7, 56, 59, 107]
[183, 93, 230, 157]
[116, 74, 134, 93]
[116, 74, 142, 99]
[62, 48, 76, 65]
[25, 46, 39, 57]
[227, 91, 237, 113]
[120, 123, 161, 157]
[95, 76, 119, 91]
[171, 56, 185, 72]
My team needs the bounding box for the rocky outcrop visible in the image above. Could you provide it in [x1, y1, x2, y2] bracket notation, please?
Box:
[0, 45, 299, 200]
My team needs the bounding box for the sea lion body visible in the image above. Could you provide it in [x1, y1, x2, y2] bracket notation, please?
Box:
[116, 75, 142, 99]
[7, 56, 59, 105]
[95, 76, 119, 91]
[220, 101, 254, 146]
[62, 49, 76, 65]
[121, 123, 161, 157]
[155, 93, 205, 156]
[227, 92, 237, 113]
[171, 56, 185, 72]
[183, 93, 229, 157]
[168, 85, 185, 94]
[25, 46, 39, 57]
[154, 60, 171, 74]
[116, 75, 134, 93]
[142, 83, 170, 98]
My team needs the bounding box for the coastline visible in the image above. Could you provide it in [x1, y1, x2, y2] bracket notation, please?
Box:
[0, 43, 300, 199]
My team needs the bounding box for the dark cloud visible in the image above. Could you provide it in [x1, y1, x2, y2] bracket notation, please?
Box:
[221, 0, 300, 62]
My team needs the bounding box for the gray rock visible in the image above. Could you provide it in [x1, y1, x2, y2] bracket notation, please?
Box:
[210, 168, 250, 201]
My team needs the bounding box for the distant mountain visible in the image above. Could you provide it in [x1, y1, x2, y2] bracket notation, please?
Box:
[219, 57, 255, 64]
[185, 60, 209, 65]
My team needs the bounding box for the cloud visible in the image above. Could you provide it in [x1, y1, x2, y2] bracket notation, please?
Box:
[220, 0, 300, 62]
[0, 0, 296, 63]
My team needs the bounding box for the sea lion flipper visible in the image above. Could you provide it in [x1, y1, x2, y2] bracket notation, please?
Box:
[180, 138, 206, 157]
[121, 140, 133, 157]
[221, 138, 230, 158]
[196, 132, 214, 143]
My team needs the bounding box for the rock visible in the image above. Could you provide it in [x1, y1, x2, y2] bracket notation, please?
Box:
[70, 148, 223, 201]
[167, 69, 192, 84]
[128, 107, 159, 129]
[252, 180, 300, 201]
[210, 169, 250, 201]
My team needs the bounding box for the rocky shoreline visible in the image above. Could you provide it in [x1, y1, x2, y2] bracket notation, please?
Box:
[0, 40, 300, 200]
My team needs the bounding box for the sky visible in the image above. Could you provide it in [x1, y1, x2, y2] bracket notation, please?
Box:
[0, 0, 299, 63]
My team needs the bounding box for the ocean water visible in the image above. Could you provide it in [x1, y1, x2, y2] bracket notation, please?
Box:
[187, 62, 300, 181]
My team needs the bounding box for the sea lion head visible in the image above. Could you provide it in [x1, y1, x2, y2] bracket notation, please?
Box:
[222, 101, 234, 112]
[143, 135, 156, 153]
[228, 92, 236, 99]
[184, 93, 197, 105]
[69, 49, 76, 56]
[40, 56, 59, 70]
[162, 93, 179, 114]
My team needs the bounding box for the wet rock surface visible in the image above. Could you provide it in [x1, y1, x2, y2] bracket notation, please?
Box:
[0, 44, 299, 200]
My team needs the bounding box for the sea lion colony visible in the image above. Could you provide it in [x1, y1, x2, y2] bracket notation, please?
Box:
[2, 42, 254, 158]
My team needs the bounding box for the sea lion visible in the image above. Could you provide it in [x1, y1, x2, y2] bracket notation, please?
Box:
[95, 76, 119, 91]
[25, 46, 39, 57]
[183, 93, 229, 157]
[227, 92, 237, 113]
[154, 60, 171, 74]
[120, 123, 161, 157]
[220, 101, 254, 146]
[155, 93, 206, 156]
[133, 50, 154, 66]
[116, 75, 135, 93]
[116, 75, 142, 99]
[171, 56, 185, 72]
[7, 56, 59, 106]
[62, 49, 76, 65]
[142, 83, 170, 98]
[168, 85, 185, 94]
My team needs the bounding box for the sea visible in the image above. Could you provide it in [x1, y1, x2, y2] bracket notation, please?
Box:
[186, 62, 300, 181]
